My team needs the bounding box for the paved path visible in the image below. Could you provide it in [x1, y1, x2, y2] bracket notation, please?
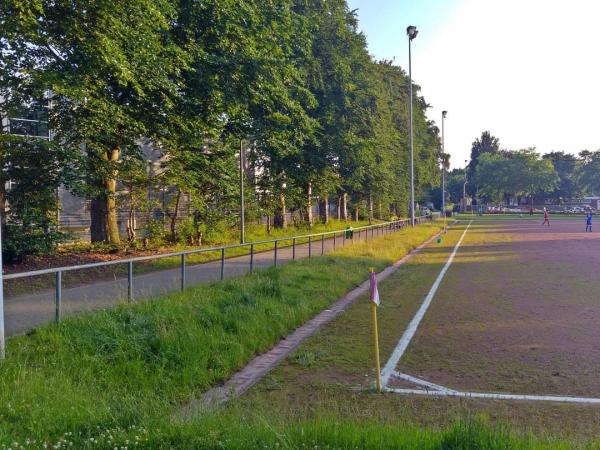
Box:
[178, 228, 443, 417]
[6, 225, 399, 336]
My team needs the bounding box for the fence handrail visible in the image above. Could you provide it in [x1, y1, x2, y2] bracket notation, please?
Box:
[3, 217, 435, 280]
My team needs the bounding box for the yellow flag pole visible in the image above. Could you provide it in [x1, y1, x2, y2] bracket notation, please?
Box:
[369, 268, 382, 393]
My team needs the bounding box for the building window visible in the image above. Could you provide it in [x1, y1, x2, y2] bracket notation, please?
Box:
[5, 101, 50, 139]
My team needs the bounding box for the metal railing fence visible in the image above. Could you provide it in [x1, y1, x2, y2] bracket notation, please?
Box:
[5, 216, 434, 325]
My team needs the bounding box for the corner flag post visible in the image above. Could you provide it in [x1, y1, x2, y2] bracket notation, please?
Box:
[369, 268, 381, 392]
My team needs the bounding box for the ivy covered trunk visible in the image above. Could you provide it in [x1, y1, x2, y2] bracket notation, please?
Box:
[90, 199, 107, 242]
[89, 146, 120, 244]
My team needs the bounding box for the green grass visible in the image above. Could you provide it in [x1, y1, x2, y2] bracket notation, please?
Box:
[132, 415, 574, 449]
[0, 222, 442, 447]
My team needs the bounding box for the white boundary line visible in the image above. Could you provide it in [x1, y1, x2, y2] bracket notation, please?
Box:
[385, 387, 600, 404]
[382, 219, 600, 405]
[381, 221, 472, 386]
[390, 371, 456, 393]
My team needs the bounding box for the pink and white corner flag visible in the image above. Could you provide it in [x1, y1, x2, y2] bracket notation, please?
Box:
[369, 271, 380, 306]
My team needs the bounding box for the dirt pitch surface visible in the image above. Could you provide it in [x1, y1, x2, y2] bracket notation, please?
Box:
[393, 216, 600, 399]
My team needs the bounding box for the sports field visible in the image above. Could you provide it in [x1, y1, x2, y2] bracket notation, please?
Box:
[240, 216, 600, 441]
[389, 216, 600, 401]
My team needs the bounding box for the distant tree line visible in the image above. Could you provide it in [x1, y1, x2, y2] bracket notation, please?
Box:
[444, 131, 600, 209]
[0, 0, 442, 259]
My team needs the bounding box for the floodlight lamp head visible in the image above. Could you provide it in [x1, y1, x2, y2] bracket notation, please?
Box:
[442, 110, 447, 118]
[407, 26, 418, 40]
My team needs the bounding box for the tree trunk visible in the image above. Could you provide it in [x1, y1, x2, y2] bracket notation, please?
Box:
[342, 193, 348, 221]
[368, 191, 374, 224]
[126, 207, 136, 242]
[354, 205, 359, 222]
[318, 195, 329, 224]
[266, 215, 272, 234]
[90, 198, 107, 242]
[305, 181, 313, 226]
[101, 146, 121, 244]
[274, 194, 287, 229]
[337, 196, 342, 220]
[170, 189, 182, 240]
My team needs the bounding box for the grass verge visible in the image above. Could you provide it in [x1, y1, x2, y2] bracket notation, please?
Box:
[0, 222, 441, 447]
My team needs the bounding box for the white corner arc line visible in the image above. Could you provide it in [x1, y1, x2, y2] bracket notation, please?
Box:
[381, 221, 472, 386]
[385, 387, 600, 404]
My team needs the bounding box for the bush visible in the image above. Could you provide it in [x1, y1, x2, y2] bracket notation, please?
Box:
[143, 219, 166, 247]
[2, 224, 68, 263]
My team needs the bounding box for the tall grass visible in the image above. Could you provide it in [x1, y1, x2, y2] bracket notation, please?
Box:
[102, 415, 574, 449]
[0, 223, 442, 446]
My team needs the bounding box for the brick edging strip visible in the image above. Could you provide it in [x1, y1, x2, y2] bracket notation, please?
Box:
[180, 226, 447, 417]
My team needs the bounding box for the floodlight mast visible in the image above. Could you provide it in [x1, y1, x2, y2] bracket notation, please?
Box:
[407, 25, 418, 225]
[441, 110, 447, 221]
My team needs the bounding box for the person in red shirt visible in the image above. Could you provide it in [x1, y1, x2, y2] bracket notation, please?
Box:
[542, 208, 550, 227]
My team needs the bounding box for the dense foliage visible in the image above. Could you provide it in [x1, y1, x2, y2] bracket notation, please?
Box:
[464, 131, 600, 208]
[0, 0, 442, 256]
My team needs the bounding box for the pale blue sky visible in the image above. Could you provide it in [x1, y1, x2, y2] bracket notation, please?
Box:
[348, 0, 600, 168]
[347, 0, 459, 64]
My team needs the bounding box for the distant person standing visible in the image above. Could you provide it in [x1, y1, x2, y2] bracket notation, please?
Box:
[542, 208, 550, 227]
[586, 211, 593, 232]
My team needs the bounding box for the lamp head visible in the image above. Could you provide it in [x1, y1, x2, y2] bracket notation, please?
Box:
[442, 110, 447, 118]
[407, 26, 418, 40]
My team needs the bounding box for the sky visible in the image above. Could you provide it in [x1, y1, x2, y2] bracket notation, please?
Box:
[347, 0, 600, 168]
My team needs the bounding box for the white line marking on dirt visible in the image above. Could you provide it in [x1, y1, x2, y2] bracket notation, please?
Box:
[390, 371, 456, 393]
[385, 387, 600, 404]
[381, 221, 472, 386]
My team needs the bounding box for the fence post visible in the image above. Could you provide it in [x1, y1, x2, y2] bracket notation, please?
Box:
[333, 232, 336, 250]
[309, 236, 312, 258]
[274, 240, 278, 267]
[220, 248, 225, 280]
[321, 234, 324, 255]
[128, 261, 133, 301]
[55, 271, 62, 322]
[0, 218, 4, 359]
[292, 238, 296, 260]
[181, 254, 186, 291]
[250, 244, 254, 273]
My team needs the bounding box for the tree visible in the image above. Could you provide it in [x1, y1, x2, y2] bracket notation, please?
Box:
[0, 134, 82, 261]
[578, 151, 600, 196]
[467, 131, 500, 195]
[542, 151, 580, 202]
[1, 0, 189, 244]
[474, 150, 559, 206]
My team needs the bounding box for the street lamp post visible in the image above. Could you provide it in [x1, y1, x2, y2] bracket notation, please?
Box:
[463, 159, 468, 213]
[239, 140, 245, 245]
[407, 25, 418, 226]
[0, 216, 4, 359]
[441, 110, 447, 219]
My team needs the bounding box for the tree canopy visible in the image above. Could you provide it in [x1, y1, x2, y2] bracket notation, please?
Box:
[0, 0, 442, 255]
